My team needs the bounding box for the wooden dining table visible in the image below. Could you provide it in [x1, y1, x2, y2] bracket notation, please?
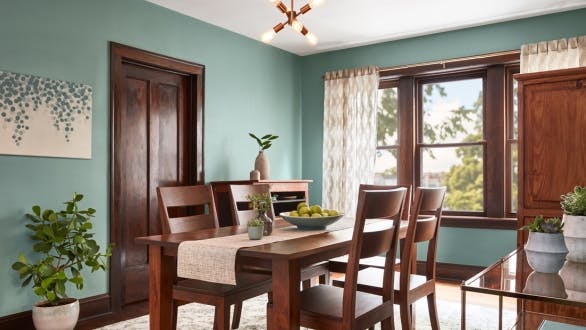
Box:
[135, 217, 408, 330]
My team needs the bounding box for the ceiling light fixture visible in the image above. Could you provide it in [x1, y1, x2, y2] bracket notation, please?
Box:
[262, 0, 322, 45]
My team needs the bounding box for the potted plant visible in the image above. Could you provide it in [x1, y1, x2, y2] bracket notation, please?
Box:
[248, 192, 273, 236]
[521, 215, 568, 273]
[247, 218, 265, 240]
[249, 133, 278, 180]
[11, 193, 113, 330]
[561, 185, 586, 263]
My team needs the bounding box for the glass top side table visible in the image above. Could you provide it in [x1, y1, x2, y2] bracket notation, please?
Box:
[461, 247, 586, 330]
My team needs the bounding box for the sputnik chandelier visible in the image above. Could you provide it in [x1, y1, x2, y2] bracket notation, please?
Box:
[261, 0, 323, 45]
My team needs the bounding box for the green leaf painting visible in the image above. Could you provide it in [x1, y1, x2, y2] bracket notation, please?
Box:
[0, 70, 92, 158]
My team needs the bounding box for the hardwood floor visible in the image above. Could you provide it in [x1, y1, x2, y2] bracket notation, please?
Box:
[76, 280, 515, 329]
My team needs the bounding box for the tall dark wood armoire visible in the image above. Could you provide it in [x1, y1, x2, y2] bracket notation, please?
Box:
[516, 67, 586, 328]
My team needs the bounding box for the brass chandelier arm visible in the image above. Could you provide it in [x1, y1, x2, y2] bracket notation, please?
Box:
[275, 1, 288, 14]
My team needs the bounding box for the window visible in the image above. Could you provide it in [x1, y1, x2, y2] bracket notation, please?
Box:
[376, 52, 519, 228]
[375, 82, 399, 185]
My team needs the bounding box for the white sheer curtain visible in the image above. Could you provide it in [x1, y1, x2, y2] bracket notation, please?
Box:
[521, 35, 586, 73]
[322, 66, 379, 215]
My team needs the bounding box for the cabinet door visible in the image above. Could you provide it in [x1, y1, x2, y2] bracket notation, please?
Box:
[522, 77, 586, 210]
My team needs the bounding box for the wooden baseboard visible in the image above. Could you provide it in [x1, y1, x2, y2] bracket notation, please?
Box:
[0, 294, 110, 330]
[421, 261, 485, 283]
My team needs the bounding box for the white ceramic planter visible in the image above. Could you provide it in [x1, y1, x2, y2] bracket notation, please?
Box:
[248, 226, 264, 240]
[562, 214, 586, 263]
[32, 298, 79, 330]
[525, 232, 568, 273]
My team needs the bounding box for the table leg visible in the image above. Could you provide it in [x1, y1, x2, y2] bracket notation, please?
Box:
[148, 245, 174, 330]
[270, 258, 301, 330]
[461, 288, 466, 330]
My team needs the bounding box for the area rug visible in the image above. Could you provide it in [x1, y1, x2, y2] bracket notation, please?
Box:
[97, 294, 516, 329]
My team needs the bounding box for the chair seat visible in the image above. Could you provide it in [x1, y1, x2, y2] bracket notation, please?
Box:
[329, 255, 400, 273]
[174, 272, 272, 297]
[332, 267, 429, 296]
[300, 285, 388, 319]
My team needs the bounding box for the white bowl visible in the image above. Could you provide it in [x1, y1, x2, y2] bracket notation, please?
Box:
[280, 211, 344, 230]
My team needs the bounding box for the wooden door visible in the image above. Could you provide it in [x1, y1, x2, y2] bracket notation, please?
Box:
[110, 43, 204, 310]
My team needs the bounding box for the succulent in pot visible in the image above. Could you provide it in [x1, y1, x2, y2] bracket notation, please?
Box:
[247, 218, 265, 240]
[521, 215, 568, 273]
[561, 186, 586, 263]
[11, 193, 113, 330]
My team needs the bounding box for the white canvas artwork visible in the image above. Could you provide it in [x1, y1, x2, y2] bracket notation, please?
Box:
[0, 70, 92, 159]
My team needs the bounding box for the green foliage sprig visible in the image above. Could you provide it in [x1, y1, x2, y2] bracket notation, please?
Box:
[247, 218, 264, 227]
[520, 215, 564, 233]
[11, 193, 113, 306]
[249, 133, 278, 151]
[561, 186, 586, 216]
[247, 192, 272, 213]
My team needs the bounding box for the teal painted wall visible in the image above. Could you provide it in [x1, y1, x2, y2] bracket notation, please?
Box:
[300, 9, 586, 266]
[0, 0, 301, 316]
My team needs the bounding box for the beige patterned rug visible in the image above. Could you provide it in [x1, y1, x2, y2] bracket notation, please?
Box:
[97, 294, 516, 330]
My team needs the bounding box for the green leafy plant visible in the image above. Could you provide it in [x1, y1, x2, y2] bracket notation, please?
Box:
[561, 186, 586, 216]
[520, 215, 564, 233]
[247, 192, 272, 212]
[247, 218, 265, 227]
[11, 193, 113, 306]
[249, 133, 278, 151]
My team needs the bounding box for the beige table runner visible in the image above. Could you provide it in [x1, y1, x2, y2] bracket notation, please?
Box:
[177, 218, 355, 285]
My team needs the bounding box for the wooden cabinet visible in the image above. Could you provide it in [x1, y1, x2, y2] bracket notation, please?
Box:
[210, 180, 312, 227]
[516, 67, 586, 329]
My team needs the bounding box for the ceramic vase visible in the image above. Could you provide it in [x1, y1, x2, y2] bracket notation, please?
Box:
[248, 225, 264, 240]
[525, 231, 568, 273]
[254, 151, 270, 180]
[257, 210, 273, 236]
[562, 214, 586, 263]
[32, 298, 79, 330]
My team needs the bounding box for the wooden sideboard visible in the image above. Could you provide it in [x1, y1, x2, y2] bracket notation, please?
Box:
[210, 180, 312, 227]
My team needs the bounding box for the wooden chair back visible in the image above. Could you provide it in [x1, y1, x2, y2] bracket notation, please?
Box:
[359, 184, 412, 220]
[342, 187, 407, 325]
[157, 185, 219, 234]
[229, 184, 275, 225]
[401, 186, 446, 280]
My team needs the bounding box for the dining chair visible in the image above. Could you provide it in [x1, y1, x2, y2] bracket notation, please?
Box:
[228, 184, 330, 288]
[328, 184, 412, 273]
[297, 187, 407, 330]
[157, 185, 273, 330]
[333, 186, 446, 330]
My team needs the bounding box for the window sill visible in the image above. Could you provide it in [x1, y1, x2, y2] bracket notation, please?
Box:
[441, 215, 517, 230]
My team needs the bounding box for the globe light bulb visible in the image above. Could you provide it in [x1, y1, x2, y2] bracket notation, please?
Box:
[261, 30, 276, 43]
[291, 19, 304, 33]
[309, 0, 323, 8]
[305, 32, 318, 45]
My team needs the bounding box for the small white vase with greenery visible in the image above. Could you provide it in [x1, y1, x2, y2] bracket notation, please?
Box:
[247, 218, 264, 240]
[561, 185, 586, 263]
[11, 193, 113, 330]
[521, 215, 568, 273]
[249, 133, 278, 180]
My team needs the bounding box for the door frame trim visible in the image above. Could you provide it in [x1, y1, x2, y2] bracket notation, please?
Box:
[109, 42, 205, 312]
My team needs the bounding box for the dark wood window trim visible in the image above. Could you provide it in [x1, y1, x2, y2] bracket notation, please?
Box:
[378, 51, 520, 230]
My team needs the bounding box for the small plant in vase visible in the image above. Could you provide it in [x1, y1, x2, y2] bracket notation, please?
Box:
[247, 192, 273, 236]
[249, 133, 278, 180]
[561, 185, 586, 263]
[521, 215, 568, 273]
[247, 218, 264, 240]
[11, 193, 113, 330]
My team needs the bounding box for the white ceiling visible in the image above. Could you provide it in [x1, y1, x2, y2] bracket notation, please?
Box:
[146, 0, 586, 56]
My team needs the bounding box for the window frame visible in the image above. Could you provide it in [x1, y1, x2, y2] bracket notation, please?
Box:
[378, 51, 520, 229]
